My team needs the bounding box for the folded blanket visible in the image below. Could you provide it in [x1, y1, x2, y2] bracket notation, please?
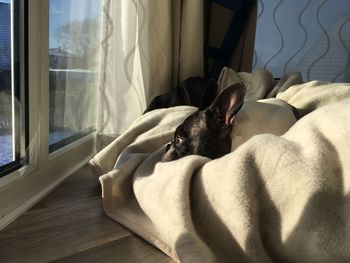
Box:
[90, 69, 350, 262]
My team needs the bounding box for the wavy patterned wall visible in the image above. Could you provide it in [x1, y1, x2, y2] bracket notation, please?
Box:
[253, 0, 350, 82]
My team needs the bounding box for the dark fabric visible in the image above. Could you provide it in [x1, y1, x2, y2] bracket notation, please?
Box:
[144, 77, 218, 113]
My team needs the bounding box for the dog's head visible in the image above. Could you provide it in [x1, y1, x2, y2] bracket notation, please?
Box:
[161, 83, 246, 162]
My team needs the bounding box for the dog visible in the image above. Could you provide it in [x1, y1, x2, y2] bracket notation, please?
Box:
[144, 77, 218, 113]
[161, 82, 297, 162]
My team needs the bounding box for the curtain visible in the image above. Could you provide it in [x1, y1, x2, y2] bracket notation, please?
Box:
[97, 0, 204, 138]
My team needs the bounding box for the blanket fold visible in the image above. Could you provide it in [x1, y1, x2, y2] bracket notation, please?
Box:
[90, 68, 350, 262]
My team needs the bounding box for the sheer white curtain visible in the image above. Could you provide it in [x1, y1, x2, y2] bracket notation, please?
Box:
[97, 0, 204, 137]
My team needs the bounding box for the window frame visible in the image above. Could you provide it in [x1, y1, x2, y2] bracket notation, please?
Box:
[0, 0, 97, 198]
[0, 0, 28, 177]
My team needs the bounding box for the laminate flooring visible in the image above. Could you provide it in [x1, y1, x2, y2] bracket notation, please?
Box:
[0, 166, 175, 263]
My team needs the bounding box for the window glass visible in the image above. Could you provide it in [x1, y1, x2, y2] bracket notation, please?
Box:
[0, 0, 26, 176]
[0, 0, 12, 167]
[49, 0, 102, 152]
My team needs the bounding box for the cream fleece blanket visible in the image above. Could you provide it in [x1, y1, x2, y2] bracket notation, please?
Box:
[89, 68, 350, 262]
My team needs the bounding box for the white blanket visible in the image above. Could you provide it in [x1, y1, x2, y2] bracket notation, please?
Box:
[90, 68, 350, 262]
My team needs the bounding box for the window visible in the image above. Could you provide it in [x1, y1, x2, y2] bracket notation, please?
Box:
[0, 0, 27, 177]
[48, 0, 102, 153]
[0, 1, 102, 184]
[0, 0, 103, 228]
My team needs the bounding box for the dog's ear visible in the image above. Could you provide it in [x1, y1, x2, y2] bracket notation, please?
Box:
[207, 82, 246, 126]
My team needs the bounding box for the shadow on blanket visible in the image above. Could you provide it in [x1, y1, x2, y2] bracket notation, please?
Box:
[186, 169, 276, 262]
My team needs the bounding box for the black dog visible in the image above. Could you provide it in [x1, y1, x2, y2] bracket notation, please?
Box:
[161, 82, 298, 162]
[161, 83, 246, 161]
[144, 77, 218, 113]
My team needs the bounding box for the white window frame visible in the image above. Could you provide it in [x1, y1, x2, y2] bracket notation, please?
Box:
[0, 0, 97, 230]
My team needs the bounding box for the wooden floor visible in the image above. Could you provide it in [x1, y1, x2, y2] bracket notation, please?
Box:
[0, 166, 175, 263]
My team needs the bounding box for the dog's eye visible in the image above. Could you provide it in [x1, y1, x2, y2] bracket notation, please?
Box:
[175, 135, 184, 145]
